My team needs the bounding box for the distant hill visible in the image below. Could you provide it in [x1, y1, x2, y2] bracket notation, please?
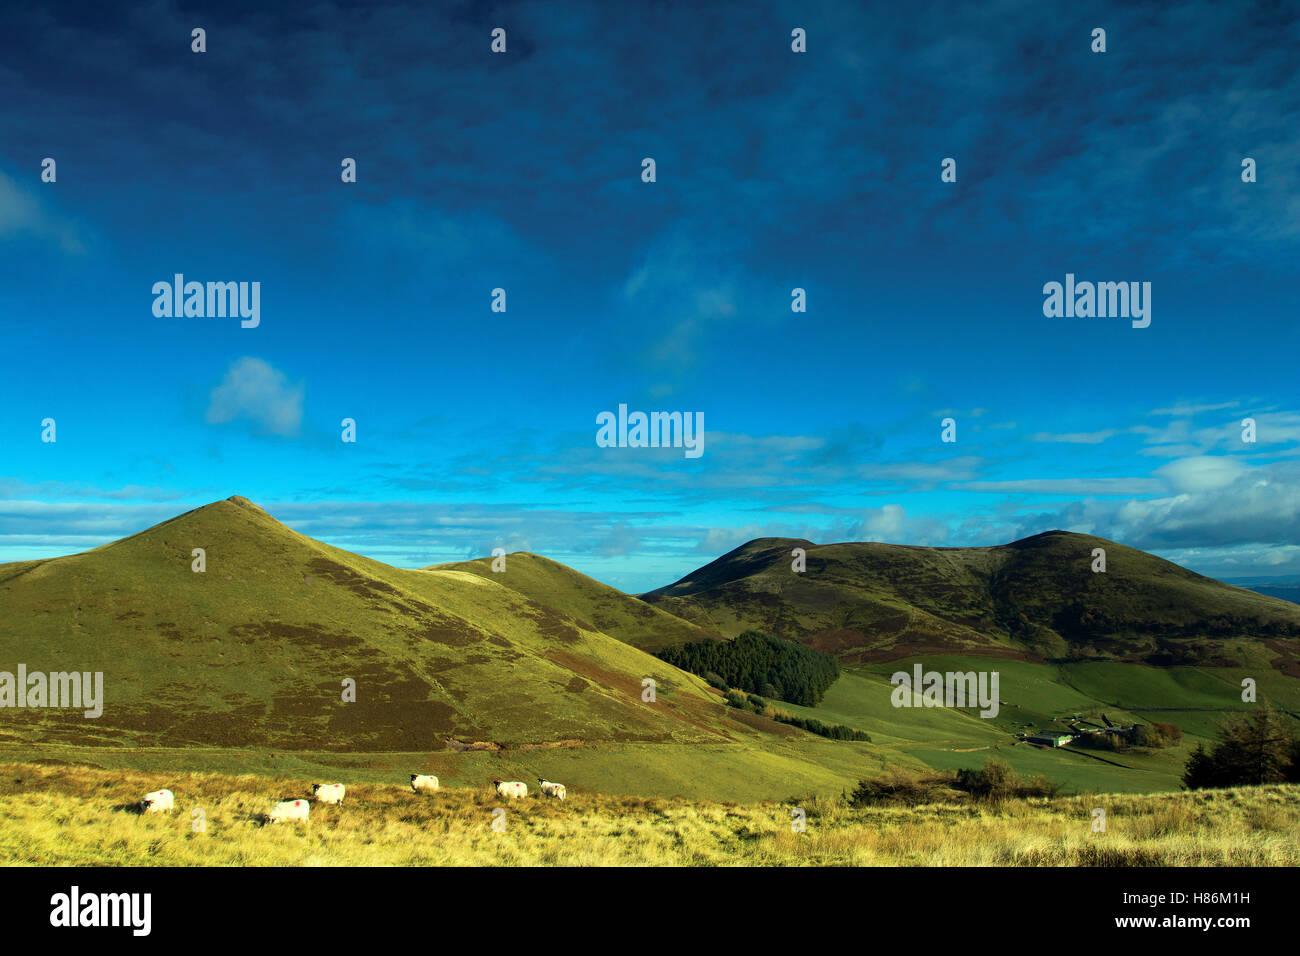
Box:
[1250, 587, 1300, 605]
[1223, 577, 1300, 606]
[0, 497, 731, 752]
[640, 532, 1300, 668]
[427, 553, 720, 653]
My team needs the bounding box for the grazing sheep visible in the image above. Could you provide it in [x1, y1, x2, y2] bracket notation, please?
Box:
[311, 783, 346, 805]
[537, 779, 567, 800]
[410, 774, 440, 793]
[493, 779, 528, 799]
[141, 789, 174, 813]
[266, 799, 310, 824]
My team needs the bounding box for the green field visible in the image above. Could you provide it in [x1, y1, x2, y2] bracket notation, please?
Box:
[771, 654, 1300, 795]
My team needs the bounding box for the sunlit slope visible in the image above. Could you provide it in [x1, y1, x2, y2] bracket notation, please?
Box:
[0, 497, 729, 751]
[429, 552, 720, 652]
[640, 532, 1300, 666]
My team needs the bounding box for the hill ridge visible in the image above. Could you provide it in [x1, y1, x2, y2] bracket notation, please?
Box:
[640, 532, 1300, 668]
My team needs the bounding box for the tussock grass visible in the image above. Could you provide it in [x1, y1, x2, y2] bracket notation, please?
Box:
[1, 762, 1295, 866]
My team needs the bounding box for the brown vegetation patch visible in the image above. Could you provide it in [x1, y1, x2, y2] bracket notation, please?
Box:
[415, 618, 482, 647]
[545, 650, 641, 698]
[1264, 638, 1300, 679]
[305, 556, 402, 601]
[724, 707, 802, 738]
[805, 628, 874, 655]
[162, 703, 279, 747]
[398, 597, 441, 616]
[327, 695, 459, 751]
[849, 643, 1044, 665]
[228, 621, 363, 649]
[524, 601, 583, 644]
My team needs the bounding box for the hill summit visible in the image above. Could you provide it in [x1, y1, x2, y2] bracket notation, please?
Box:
[640, 531, 1300, 666]
[0, 497, 727, 752]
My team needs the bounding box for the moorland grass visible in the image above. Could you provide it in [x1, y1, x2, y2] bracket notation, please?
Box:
[2, 762, 1295, 867]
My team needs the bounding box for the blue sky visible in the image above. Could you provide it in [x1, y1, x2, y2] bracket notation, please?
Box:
[2, 0, 1298, 592]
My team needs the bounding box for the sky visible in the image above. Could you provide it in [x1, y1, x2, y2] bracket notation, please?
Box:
[1, 0, 1298, 593]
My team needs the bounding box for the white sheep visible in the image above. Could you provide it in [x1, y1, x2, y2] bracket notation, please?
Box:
[537, 779, 567, 800]
[410, 774, 440, 793]
[140, 789, 174, 813]
[266, 799, 310, 824]
[493, 779, 528, 799]
[311, 783, 346, 805]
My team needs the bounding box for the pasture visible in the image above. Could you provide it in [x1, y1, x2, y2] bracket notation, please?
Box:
[2, 761, 1296, 866]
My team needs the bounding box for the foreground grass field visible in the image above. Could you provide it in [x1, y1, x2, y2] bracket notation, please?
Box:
[3, 762, 1296, 866]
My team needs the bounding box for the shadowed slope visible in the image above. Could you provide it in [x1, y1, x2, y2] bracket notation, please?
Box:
[640, 532, 1300, 667]
[428, 552, 721, 652]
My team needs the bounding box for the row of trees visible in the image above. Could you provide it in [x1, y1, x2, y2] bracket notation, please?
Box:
[723, 688, 871, 741]
[657, 629, 840, 706]
[1074, 720, 1183, 752]
[1132, 721, 1183, 749]
[1182, 705, 1300, 789]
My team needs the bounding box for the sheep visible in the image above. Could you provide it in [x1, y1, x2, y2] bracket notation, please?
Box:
[310, 783, 346, 805]
[140, 789, 174, 813]
[537, 779, 567, 800]
[410, 774, 440, 793]
[266, 799, 310, 824]
[492, 779, 528, 799]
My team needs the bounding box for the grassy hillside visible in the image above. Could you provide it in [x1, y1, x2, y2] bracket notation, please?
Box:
[428, 552, 719, 653]
[4, 762, 1296, 866]
[0, 497, 922, 800]
[640, 532, 1300, 669]
[0, 497, 729, 751]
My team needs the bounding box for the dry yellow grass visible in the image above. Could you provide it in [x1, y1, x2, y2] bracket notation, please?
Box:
[1, 762, 1296, 866]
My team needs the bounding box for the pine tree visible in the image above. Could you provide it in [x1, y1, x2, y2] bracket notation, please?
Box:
[1182, 704, 1295, 788]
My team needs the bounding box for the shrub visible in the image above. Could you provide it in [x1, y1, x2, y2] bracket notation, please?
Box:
[847, 770, 954, 807]
[1133, 721, 1182, 749]
[955, 758, 1058, 801]
[1073, 731, 1123, 751]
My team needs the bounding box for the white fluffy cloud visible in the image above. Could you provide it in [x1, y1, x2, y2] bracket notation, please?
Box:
[1155, 456, 1248, 493]
[205, 357, 304, 437]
